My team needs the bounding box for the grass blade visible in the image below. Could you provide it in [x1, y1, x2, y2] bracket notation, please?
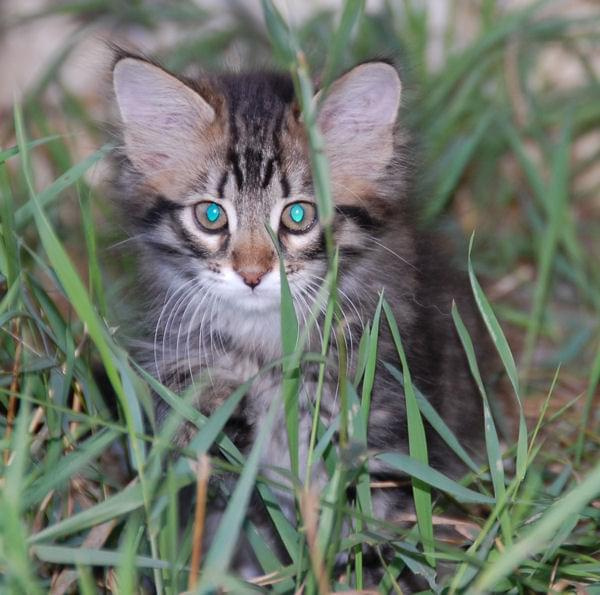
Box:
[24, 429, 119, 508]
[375, 453, 493, 505]
[0, 134, 60, 164]
[382, 299, 435, 566]
[521, 119, 572, 378]
[200, 394, 282, 588]
[451, 302, 510, 542]
[14, 143, 111, 228]
[468, 235, 528, 482]
[267, 226, 300, 476]
[28, 482, 144, 545]
[32, 544, 170, 569]
[383, 362, 480, 474]
[321, 0, 365, 87]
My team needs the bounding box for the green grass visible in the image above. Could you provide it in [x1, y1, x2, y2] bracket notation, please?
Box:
[1, 0, 600, 593]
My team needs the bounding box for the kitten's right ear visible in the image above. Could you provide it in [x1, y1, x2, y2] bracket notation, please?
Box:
[316, 62, 401, 196]
[113, 58, 215, 194]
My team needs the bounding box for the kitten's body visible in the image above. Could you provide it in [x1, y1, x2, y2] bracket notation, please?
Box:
[111, 55, 489, 573]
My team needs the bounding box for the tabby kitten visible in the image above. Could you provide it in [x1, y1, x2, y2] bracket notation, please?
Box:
[111, 53, 487, 548]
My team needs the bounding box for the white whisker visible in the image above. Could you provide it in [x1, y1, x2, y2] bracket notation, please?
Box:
[154, 278, 198, 384]
[184, 282, 214, 389]
[365, 236, 419, 271]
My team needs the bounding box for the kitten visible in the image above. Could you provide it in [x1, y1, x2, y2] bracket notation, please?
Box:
[110, 52, 490, 574]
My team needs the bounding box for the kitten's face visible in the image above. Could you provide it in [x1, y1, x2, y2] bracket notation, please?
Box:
[113, 58, 401, 322]
[142, 84, 325, 314]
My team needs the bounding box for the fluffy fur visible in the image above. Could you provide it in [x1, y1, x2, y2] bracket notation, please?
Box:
[110, 53, 492, 576]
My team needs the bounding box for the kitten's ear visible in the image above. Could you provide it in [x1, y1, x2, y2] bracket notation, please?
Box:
[317, 62, 401, 194]
[113, 57, 216, 195]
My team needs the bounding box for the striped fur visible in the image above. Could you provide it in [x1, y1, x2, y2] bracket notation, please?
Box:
[111, 54, 493, 577]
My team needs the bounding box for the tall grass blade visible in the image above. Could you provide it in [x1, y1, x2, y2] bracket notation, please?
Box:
[0, 164, 19, 286]
[260, 0, 296, 67]
[521, 119, 572, 378]
[32, 544, 170, 569]
[13, 107, 150, 480]
[14, 143, 111, 228]
[575, 336, 600, 464]
[267, 226, 300, 476]
[1, 399, 43, 594]
[468, 235, 528, 482]
[451, 302, 510, 543]
[383, 362, 480, 474]
[382, 299, 435, 566]
[200, 394, 282, 588]
[321, 0, 365, 87]
[24, 428, 119, 508]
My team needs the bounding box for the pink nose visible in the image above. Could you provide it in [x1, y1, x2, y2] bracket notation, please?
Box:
[239, 271, 264, 289]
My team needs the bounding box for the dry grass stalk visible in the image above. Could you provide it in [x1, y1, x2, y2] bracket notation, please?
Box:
[369, 480, 410, 489]
[4, 318, 22, 464]
[32, 489, 55, 533]
[28, 406, 45, 435]
[300, 486, 329, 595]
[68, 381, 83, 438]
[248, 569, 288, 587]
[188, 453, 211, 590]
[50, 519, 117, 595]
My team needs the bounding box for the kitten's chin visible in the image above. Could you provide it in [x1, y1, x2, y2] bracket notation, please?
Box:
[225, 290, 281, 313]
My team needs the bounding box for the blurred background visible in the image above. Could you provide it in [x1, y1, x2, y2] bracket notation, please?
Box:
[1, 0, 599, 445]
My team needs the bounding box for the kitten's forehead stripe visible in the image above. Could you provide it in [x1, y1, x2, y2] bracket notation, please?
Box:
[269, 123, 290, 197]
[228, 149, 244, 190]
[280, 174, 290, 198]
[261, 158, 275, 189]
[219, 73, 294, 196]
[243, 147, 264, 189]
[217, 170, 229, 198]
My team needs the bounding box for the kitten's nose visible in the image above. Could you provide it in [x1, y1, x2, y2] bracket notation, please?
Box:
[239, 271, 264, 289]
[231, 240, 274, 290]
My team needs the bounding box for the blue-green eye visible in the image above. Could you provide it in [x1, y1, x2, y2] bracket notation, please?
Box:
[282, 201, 316, 233]
[195, 201, 228, 231]
[206, 202, 221, 223]
[290, 203, 305, 224]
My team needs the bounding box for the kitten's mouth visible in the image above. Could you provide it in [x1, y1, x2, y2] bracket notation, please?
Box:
[211, 269, 282, 312]
[234, 292, 280, 312]
[219, 284, 281, 312]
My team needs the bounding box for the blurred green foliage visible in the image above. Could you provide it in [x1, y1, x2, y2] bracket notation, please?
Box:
[1, 0, 599, 592]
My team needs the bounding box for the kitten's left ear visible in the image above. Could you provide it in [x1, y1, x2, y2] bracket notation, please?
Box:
[316, 62, 401, 194]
